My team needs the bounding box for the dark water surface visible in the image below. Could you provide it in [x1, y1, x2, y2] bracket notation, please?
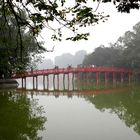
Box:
[0, 83, 140, 140]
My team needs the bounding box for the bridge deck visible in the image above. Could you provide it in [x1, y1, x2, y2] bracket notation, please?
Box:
[12, 67, 132, 78]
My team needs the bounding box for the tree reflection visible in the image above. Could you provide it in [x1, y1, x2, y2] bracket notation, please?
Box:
[86, 85, 140, 135]
[0, 90, 47, 140]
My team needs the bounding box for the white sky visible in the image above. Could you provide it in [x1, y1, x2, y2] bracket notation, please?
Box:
[39, 3, 140, 61]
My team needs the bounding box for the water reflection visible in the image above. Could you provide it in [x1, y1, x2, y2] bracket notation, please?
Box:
[17, 86, 131, 98]
[0, 90, 47, 140]
[16, 84, 140, 138]
[85, 84, 140, 135]
[0, 83, 140, 140]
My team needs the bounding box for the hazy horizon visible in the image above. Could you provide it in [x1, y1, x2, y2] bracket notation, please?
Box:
[39, 3, 140, 61]
[38, 50, 87, 69]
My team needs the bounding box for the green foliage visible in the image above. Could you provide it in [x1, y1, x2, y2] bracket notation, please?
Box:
[83, 21, 140, 69]
[83, 21, 140, 79]
[66, 33, 90, 41]
[102, 0, 140, 13]
[0, 90, 47, 140]
[0, 0, 140, 45]
[0, 15, 45, 78]
[117, 22, 140, 69]
[83, 45, 122, 67]
[0, 0, 140, 78]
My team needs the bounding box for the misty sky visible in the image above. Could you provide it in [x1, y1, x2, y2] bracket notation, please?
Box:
[39, 3, 140, 61]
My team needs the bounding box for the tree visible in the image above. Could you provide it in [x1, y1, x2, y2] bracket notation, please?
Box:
[83, 21, 140, 69]
[0, 0, 140, 79]
[0, 15, 45, 79]
[0, 0, 140, 54]
[83, 45, 122, 67]
[116, 22, 140, 69]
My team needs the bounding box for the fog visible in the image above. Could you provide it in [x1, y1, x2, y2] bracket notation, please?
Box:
[37, 50, 87, 69]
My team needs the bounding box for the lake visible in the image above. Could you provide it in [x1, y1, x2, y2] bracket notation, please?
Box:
[0, 80, 140, 140]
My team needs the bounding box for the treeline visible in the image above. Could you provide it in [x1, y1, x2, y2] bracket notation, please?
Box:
[0, 13, 45, 79]
[83, 22, 140, 79]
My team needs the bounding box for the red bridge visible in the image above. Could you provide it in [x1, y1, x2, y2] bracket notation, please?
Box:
[13, 66, 131, 78]
[12, 66, 132, 90]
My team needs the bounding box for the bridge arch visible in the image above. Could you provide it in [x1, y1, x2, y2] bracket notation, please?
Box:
[12, 66, 132, 90]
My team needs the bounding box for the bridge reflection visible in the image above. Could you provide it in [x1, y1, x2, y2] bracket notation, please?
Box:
[16, 86, 131, 98]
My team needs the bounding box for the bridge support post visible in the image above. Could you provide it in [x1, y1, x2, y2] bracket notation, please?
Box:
[21, 77, 26, 89]
[36, 76, 38, 90]
[113, 72, 116, 87]
[47, 75, 49, 90]
[22, 77, 24, 88]
[76, 72, 79, 90]
[24, 77, 26, 89]
[68, 73, 70, 90]
[128, 73, 131, 84]
[43, 75, 45, 90]
[91, 72, 94, 88]
[86, 72, 89, 90]
[33, 76, 38, 90]
[121, 72, 124, 83]
[57, 74, 59, 90]
[63, 74, 65, 90]
[86, 72, 88, 81]
[33, 76, 35, 89]
[96, 72, 99, 85]
[105, 72, 108, 83]
[53, 74, 55, 90]
[113, 72, 116, 84]
[72, 73, 74, 90]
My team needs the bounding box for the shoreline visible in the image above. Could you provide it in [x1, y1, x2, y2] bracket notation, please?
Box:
[0, 79, 19, 89]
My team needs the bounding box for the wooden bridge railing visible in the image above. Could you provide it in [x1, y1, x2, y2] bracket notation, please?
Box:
[12, 66, 132, 90]
[12, 66, 132, 78]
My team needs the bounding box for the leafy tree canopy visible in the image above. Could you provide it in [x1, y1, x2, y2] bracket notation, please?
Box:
[0, 13, 45, 78]
[116, 22, 140, 69]
[0, 0, 140, 49]
[83, 45, 122, 67]
[0, 0, 140, 78]
[83, 21, 140, 69]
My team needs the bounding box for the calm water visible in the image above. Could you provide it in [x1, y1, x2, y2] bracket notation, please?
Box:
[0, 82, 140, 140]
